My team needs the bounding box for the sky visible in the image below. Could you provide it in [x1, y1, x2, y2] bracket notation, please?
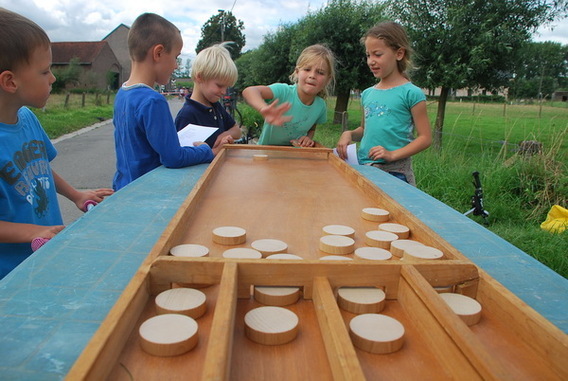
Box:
[2, 0, 567, 63]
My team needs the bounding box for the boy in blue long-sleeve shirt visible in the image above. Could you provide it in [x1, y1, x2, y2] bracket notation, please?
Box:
[112, 13, 232, 191]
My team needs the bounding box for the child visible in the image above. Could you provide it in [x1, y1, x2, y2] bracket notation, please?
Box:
[113, 13, 231, 191]
[0, 8, 113, 279]
[175, 43, 241, 148]
[242, 44, 336, 147]
[336, 22, 431, 186]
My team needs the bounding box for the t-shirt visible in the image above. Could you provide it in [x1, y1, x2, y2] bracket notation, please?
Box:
[174, 96, 236, 148]
[257, 83, 327, 146]
[112, 84, 214, 190]
[0, 107, 62, 278]
[358, 82, 426, 164]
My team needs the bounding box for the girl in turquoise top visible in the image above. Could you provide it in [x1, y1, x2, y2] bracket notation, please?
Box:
[336, 22, 431, 186]
[243, 44, 336, 147]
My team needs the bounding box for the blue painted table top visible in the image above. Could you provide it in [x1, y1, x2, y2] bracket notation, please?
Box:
[0, 163, 566, 380]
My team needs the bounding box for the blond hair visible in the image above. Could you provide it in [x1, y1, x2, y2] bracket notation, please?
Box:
[0, 8, 50, 72]
[192, 43, 238, 85]
[289, 44, 336, 98]
[362, 21, 413, 77]
[128, 13, 181, 62]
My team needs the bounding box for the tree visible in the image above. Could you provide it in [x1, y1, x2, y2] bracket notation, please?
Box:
[387, 0, 566, 150]
[51, 57, 81, 92]
[196, 10, 246, 59]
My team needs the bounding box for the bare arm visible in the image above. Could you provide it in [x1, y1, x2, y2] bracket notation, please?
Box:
[0, 221, 64, 243]
[336, 112, 366, 160]
[242, 85, 292, 126]
[53, 170, 113, 211]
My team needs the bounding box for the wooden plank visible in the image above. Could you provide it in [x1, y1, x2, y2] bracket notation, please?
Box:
[312, 276, 365, 381]
[201, 262, 238, 381]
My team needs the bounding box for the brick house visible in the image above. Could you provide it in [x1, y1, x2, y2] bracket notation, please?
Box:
[103, 24, 131, 85]
[51, 41, 121, 90]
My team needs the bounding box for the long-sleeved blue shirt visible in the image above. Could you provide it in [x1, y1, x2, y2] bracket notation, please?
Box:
[112, 84, 214, 190]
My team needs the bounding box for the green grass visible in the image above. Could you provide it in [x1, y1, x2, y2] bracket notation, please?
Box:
[315, 97, 568, 278]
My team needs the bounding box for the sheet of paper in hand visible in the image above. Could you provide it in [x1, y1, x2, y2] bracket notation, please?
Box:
[177, 123, 219, 146]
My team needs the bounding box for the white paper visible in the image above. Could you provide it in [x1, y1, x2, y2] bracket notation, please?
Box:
[177, 123, 218, 146]
[333, 143, 358, 165]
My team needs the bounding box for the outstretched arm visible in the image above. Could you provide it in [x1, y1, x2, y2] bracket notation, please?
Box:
[242, 85, 292, 126]
[53, 170, 113, 211]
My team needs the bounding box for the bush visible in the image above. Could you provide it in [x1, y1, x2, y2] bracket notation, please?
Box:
[237, 103, 264, 139]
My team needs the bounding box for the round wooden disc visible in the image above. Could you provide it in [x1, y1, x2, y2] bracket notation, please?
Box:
[266, 253, 303, 260]
[361, 207, 390, 222]
[354, 247, 392, 261]
[320, 255, 353, 261]
[253, 154, 269, 161]
[254, 286, 301, 306]
[337, 287, 386, 314]
[378, 223, 410, 239]
[222, 247, 263, 259]
[364, 230, 398, 249]
[155, 288, 207, 319]
[322, 224, 355, 238]
[439, 293, 482, 326]
[244, 306, 299, 345]
[139, 314, 199, 357]
[251, 239, 288, 257]
[403, 245, 444, 261]
[390, 239, 424, 258]
[319, 235, 355, 255]
[212, 226, 246, 245]
[169, 244, 209, 258]
[349, 314, 405, 354]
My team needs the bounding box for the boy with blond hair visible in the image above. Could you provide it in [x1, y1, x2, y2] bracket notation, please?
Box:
[113, 13, 230, 191]
[0, 8, 113, 278]
[175, 43, 241, 148]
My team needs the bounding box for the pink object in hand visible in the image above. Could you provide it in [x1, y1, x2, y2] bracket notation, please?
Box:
[31, 237, 49, 252]
[83, 200, 98, 212]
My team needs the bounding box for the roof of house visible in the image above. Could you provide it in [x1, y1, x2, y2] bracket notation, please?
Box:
[51, 41, 108, 64]
[102, 23, 130, 40]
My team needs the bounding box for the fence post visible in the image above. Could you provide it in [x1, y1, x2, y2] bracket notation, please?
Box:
[64, 93, 70, 108]
[82, 93, 86, 107]
[107, 93, 110, 104]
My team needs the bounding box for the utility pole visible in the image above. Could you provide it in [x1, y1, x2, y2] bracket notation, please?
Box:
[218, 9, 225, 42]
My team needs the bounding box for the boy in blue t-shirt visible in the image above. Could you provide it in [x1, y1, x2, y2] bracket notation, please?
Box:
[0, 9, 113, 279]
[112, 13, 232, 191]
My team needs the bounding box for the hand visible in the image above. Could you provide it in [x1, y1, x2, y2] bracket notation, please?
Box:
[336, 131, 352, 160]
[293, 136, 315, 147]
[260, 99, 292, 126]
[213, 134, 234, 149]
[33, 225, 65, 240]
[73, 188, 113, 211]
[368, 145, 394, 162]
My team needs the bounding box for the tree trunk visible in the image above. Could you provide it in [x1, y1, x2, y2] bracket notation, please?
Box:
[333, 88, 351, 124]
[434, 86, 449, 151]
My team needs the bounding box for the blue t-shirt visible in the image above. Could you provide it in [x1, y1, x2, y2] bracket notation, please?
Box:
[0, 107, 63, 278]
[113, 84, 214, 190]
[257, 83, 327, 146]
[174, 96, 236, 148]
[358, 82, 426, 164]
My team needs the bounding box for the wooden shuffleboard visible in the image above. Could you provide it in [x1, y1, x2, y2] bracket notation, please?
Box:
[67, 146, 568, 380]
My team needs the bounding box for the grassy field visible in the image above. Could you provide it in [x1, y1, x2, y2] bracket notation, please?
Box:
[315, 97, 567, 278]
[33, 92, 567, 278]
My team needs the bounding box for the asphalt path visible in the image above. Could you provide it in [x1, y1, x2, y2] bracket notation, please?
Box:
[50, 98, 184, 225]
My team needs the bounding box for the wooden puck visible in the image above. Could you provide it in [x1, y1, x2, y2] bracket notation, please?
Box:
[253, 154, 269, 161]
[251, 239, 288, 257]
[354, 247, 392, 261]
[403, 245, 444, 261]
[390, 239, 423, 258]
[349, 314, 405, 354]
[322, 225, 355, 238]
[222, 247, 263, 259]
[244, 306, 299, 345]
[319, 255, 353, 261]
[439, 293, 482, 326]
[155, 288, 207, 319]
[169, 244, 209, 258]
[266, 253, 303, 260]
[139, 314, 199, 357]
[378, 223, 410, 239]
[364, 230, 398, 249]
[337, 287, 386, 314]
[212, 226, 246, 245]
[361, 207, 390, 222]
[254, 286, 301, 306]
[319, 235, 355, 255]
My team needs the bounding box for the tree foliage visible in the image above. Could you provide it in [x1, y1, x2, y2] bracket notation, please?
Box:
[51, 57, 81, 93]
[386, 0, 566, 150]
[196, 10, 245, 59]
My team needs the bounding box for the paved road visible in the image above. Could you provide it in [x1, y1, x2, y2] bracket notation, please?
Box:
[51, 98, 184, 224]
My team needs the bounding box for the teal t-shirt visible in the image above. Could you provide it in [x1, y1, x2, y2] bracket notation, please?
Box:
[257, 83, 327, 146]
[358, 82, 426, 164]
